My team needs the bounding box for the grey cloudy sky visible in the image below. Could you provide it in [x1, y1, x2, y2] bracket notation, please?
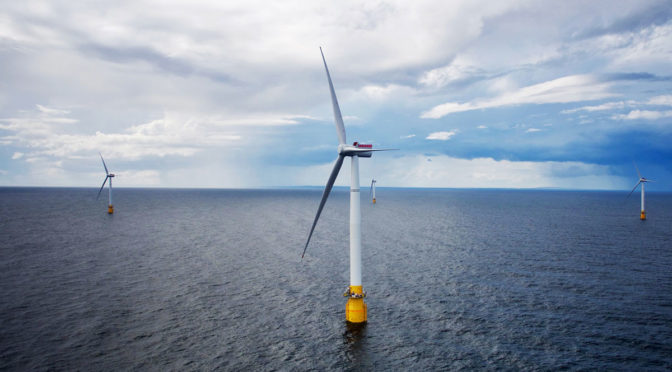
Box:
[1, 0, 671, 189]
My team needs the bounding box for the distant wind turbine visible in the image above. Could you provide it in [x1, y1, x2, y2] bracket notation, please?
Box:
[627, 162, 654, 220]
[302, 47, 396, 323]
[97, 153, 116, 214]
[370, 179, 377, 204]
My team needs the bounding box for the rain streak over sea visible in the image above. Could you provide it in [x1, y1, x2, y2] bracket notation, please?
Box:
[1, 187, 671, 370]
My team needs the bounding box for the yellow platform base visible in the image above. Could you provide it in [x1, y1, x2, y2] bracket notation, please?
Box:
[108, 205, 114, 214]
[345, 285, 367, 323]
[640, 211, 646, 220]
[372, 198, 376, 204]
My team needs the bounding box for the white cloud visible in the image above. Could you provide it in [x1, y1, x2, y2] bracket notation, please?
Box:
[11, 152, 24, 159]
[647, 95, 672, 106]
[562, 101, 631, 113]
[0, 0, 513, 78]
[426, 131, 456, 140]
[612, 110, 672, 120]
[363, 155, 626, 189]
[400, 134, 416, 139]
[421, 75, 616, 118]
[419, 57, 482, 88]
[36, 104, 70, 115]
[116, 169, 161, 187]
[1, 1, 671, 188]
[358, 84, 416, 101]
[563, 95, 672, 114]
[1, 111, 234, 161]
[599, 23, 672, 76]
[477, 125, 487, 129]
[0, 106, 322, 162]
[526, 128, 541, 133]
[274, 154, 627, 190]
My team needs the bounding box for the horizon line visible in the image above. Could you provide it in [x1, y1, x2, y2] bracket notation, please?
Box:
[0, 185, 663, 192]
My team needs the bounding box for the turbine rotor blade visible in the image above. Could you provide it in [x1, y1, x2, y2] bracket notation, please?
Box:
[633, 161, 642, 179]
[97, 176, 109, 199]
[100, 152, 109, 175]
[366, 148, 399, 152]
[626, 181, 641, 199]
[302, 155, 345, 259]
[320, 47, 346, 145]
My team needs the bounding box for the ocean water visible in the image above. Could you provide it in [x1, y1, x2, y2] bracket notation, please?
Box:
[1, 187, 671, 370]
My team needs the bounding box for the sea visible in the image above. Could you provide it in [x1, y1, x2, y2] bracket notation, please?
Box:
[1, 187, 671, 371]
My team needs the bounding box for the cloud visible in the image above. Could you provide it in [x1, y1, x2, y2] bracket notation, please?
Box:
[273, 154, 628, 190]
[401, 134, 416, 139]
[563, 95, 672, 114]
[11, 152, 24, 160]
[418, 58, 486, 88]
[376, 155, 626, 189]
[647, 95, 672, 106]
[421, 75, 616, 118]
[0, 106, 315, 162]
[562, 101, 631, 113]
[116, 169, 161, 186]
[426, 131, 456, 140]
[36, 104, 70, 115]
[357, 84, 416, 101]
[526, 128, 541, 133]
[2, 1, 672, 188]
[612, 110, 672, 120]
[600, 23, 672, 75]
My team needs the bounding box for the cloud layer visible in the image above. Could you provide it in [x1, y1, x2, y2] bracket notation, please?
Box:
[1, 0, 671, 189]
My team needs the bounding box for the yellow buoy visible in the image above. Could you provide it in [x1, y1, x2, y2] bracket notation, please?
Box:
[108, 205, 114, 214]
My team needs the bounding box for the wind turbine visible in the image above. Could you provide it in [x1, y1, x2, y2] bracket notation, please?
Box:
[370, 179, 377, 204]
[97, 153, 116, 214]
[627, 162, 654, 220]
[302, 48, 395, 323]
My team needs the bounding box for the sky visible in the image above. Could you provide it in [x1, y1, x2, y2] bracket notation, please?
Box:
[1, 0, 671, 190]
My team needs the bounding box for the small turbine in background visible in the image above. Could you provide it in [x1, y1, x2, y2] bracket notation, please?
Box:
[370, 179, 377, 204]
[97, 153, 116, 214]
[627, 162, 654, 220]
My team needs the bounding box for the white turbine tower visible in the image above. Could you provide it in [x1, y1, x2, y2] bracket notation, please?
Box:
[302, 48, 395, 323]
[97, 153, 116, 214]
[370, 179, 377, 204]
[627, 162, 654, 220]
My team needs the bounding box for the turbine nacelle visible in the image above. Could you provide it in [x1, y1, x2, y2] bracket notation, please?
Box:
[338, 142, 373, 157]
